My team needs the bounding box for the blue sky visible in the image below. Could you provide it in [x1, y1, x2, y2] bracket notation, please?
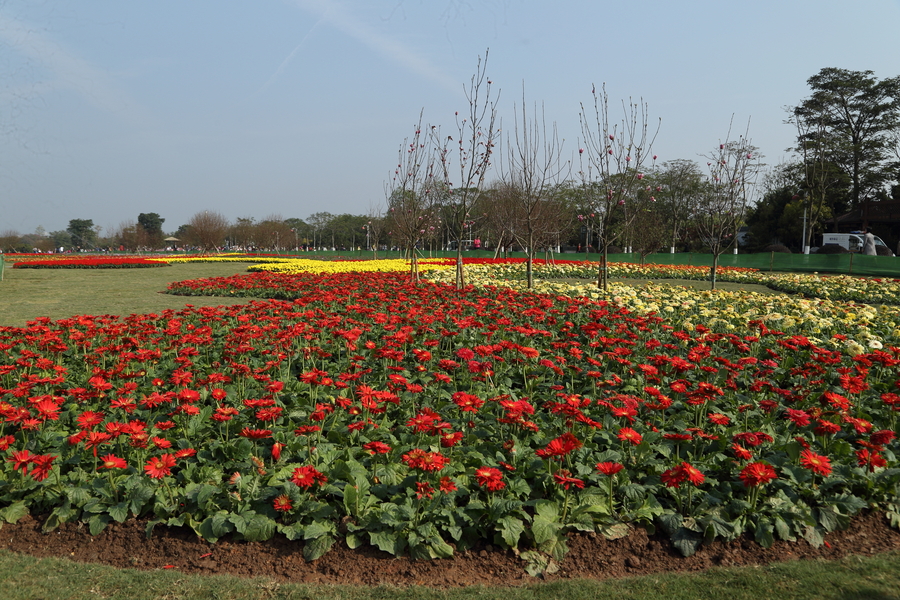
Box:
[1, 0, 899, 236]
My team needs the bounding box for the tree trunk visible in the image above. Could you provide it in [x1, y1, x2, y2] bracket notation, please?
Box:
[598, 245, 609, 291]
[455, 246, 465, 289]
[526, 231, 535, 289]
[710, 254, 719, 290]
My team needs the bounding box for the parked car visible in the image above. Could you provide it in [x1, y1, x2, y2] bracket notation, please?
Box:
[820, 233, 894, 255]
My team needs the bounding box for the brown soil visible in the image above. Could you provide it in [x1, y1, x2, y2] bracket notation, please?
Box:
[2, 513, 899, 588]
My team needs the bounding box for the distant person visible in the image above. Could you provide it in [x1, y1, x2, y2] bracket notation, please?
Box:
[863, 228, 877, 256]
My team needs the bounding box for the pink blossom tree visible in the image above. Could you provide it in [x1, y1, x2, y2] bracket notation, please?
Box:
[578, 84, 660, 290]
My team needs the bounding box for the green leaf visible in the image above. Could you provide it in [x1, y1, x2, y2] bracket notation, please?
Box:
[0, 501, 29, 524]
[774, 515, 795, 541]
[343, 483, 360, 514]
[829, 493, 867, 516]
[671, 527, 703, 557]
[657, 512, 683, 536]
[64, 485, 92, 508]
[369, 529, 403, 555]
[108, 502, 129, 523]
[801, 525, 824, 548]
[243, 513, 276, 542]
[496, 515, 525, 548]
[428, 535, 455, 558]
[196, 484, 220, 508]
[599, 523, 630, 540]
[532, 514, 562, 546]
[534, 499, 559, 521]
[303, 520, 333, 541]
[754, 518, 774, 548]
[345, 531, 365, 549]
[199, 513, 234, 543]
[88, 513, 111, 536]
[303, 535, 335, 561]
[701, 515, 735, 541]
[520, 550, 559, 578]
[126, 481, 155, 516]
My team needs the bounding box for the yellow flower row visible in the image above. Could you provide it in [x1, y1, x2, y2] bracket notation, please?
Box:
[248, 258, 455, 275]
[427, 264, 900, 348]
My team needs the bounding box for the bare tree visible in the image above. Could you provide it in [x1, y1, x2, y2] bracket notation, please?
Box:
[255, 214, 292, 252]
[502, 91, 568, 288]
[433, 50, 500, 289]
[111, 220, 150, 252]
[229, 217, 257, 250]
[186, 210, 229, 253]
[694, 122, 763, 289]
[579, 84, 660, 290]
[0, 230, 22, 253]
[477, 184, 516, 259]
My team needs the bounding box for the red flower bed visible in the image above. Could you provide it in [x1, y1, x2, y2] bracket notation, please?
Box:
[0, 270, 898, 564]
[13, 257, 168, 269]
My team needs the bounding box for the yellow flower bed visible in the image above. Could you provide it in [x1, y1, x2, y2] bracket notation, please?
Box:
[428, 264, 900, 348]
[248, 258, 455, 275]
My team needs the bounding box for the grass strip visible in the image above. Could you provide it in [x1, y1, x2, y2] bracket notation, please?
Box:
[1, 549, 898, 600]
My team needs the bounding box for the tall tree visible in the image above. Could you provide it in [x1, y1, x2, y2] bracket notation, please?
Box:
[306, 212, 334, 249]
[791, 68, 900, 226]
[67, 219, 96, 249]
[229, 217, 257, 249]
[137, 213, 165, 246]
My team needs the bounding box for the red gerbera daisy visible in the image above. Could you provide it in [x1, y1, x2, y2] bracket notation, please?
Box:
[144, 453, 177, 479]
[739, 461, 777, 487]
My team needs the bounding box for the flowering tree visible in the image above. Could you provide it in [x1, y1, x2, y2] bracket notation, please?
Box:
[578, 84, 659, 290]
[385, 113, 441, 283]
[694, 125, 762, 289]
[433, 51, 500, 289]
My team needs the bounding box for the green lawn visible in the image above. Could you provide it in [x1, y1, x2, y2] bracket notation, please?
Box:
[0, 262, 254, 327]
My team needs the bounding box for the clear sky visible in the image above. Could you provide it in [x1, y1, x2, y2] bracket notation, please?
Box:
[1, 0, 899, 236]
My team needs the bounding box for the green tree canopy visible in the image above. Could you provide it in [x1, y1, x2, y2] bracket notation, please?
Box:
[791, 68, 900, 219]
[67, 219, 96, 248]
[137, 213, 165, 241]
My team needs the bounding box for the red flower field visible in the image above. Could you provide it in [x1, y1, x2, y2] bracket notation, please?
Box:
[1, 269, 898, 582]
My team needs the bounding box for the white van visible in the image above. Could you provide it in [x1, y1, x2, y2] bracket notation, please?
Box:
[821, 232, 893, 255]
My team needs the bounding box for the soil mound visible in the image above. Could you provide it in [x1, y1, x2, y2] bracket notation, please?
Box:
[2, 512, 899, 587]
